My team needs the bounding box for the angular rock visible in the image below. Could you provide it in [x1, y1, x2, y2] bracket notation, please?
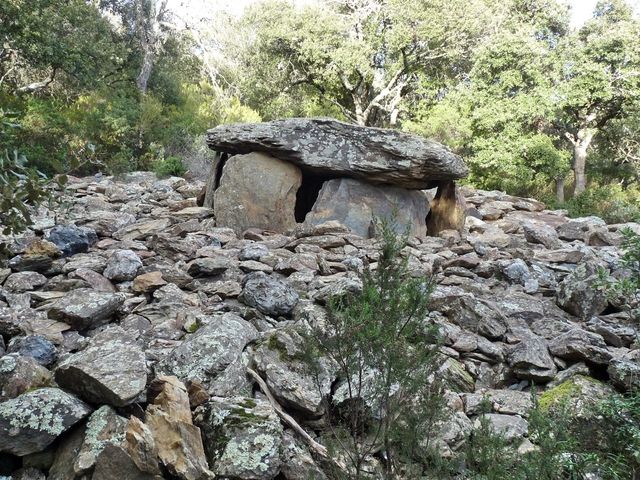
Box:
[523, 222, 561, 249]
[7, 335, 57, 366]
[156, 313, 258, 396]
[548, 329, 612, 365]
[92, 445, 159, 480]
[207, 118, 467, 189]
[556, 217, 605, 241]
[303, 178, 429, 238]
[279, 431, 327, 480]
[474, 414, 528, 442]
[0, 354, 52, 401]
[103, 249, 143, 282]
[252, 328, 333, 416]
[213, 153, 301, 234]
[608, 353, 640, 392]
[48, 288, 124, 330]
[187, 256, 230, 277]
[508, 336, 557, 381]
[55, 326, 146, 407]
[145, 376, 212, 480]
[74, 406, 128, 474]
[557, 265, 608, 320]
[195, 396, 283, 480]
[464, 389, 533, 417]
[3, 271, 47, 293]
[240, 272, 299, 317]
[133, 271, 167, 293]
[45, 224, 97, 256]
[0, 388, 91, 456]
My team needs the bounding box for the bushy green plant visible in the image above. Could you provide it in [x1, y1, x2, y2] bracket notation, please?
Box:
[564, 185, 640, 224]
[303, 217, 443, 479]
[598, 228, 640, 322]
[153, 155, 186, 178]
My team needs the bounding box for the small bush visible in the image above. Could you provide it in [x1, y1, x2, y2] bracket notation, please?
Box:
[153, 155, 186, 178]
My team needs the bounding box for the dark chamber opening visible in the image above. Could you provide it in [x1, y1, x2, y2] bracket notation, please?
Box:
[294, 170, 335, 223]
[214, 152, 229, 190]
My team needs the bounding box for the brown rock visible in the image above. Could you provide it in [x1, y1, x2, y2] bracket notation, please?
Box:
[427, 181, 467, 236]
[213, 153, 302, 234]
[133, 271, 167, 293]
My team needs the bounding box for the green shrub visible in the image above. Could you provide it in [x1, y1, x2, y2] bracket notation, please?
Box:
[302, 217, 443, 479]
[153, 155, 186, 178]
[564, 185, 640, 224]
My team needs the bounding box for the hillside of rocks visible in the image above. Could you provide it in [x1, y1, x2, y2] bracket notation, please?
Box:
[0, 171, 638, 479]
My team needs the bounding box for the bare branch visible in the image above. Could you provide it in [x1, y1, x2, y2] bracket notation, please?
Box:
[16, 68, 57, 94]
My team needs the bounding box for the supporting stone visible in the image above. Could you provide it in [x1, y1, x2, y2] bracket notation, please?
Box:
[426, 181, 467, 236]
[213, 152, 302, 234]
[303, 178, 429, 238]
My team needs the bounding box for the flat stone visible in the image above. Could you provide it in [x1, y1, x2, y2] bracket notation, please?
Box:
[207, 118, 467, 189]
[45, 225, 97, 256]
[548, 329, 612, 365]
[48, 288, 124, 330]
[55, 326, 146, 407]
[0, 388, 91, 456]
[103, 249, 143, 282]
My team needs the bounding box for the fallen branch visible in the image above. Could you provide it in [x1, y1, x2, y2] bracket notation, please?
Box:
[246, 367, 329, 457]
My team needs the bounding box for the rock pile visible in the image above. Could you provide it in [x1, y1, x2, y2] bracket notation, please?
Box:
[203, 118, 468, 237]
[0, 171, 638, 478]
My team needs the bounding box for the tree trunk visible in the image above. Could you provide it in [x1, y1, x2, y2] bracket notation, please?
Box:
[572, 129, 594, 197]
[555, 177, 565, 203]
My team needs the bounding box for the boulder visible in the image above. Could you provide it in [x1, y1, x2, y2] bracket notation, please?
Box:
[556, 264, 608, 320]
[45, 224, 97, 256]
[0, 388, 91, 456]
[156, 313, 258, 396]
[548, 329, 612, 365]
[195, 396, 283, 480]
[55, 326, 146, 407]
[608, 352, 640, 392]
[7, 335, 57, 366]
[240, 272, 299, 317]
[103, 249, 143, 282]
[213, 153, 302, 234]
[508, 336, 557, 381]
[48, 288, 124, 330]
[0, 355, 52, 401]
[206, 118, 467, 189]
[303, 178, 429, 238]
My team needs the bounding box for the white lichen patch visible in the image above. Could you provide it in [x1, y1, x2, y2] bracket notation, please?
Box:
[218, 432, 280, 476]
[0, 355, 17, 373]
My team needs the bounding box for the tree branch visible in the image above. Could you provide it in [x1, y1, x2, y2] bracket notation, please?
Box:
[16, 68, 57, 94]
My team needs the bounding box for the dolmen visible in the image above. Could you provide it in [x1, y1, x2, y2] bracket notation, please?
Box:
[202, 118, 468, 237]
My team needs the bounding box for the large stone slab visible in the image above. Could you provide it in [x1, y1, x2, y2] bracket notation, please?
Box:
[213, 153, 301, 234]
[304, 178, 429, 238]
[206, 118, 467, 189]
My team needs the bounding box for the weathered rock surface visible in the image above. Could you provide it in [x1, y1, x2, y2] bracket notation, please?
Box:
[195, 396, 283, 479]
[303, 177, 429, 237]
[240, 272, 299, 317]
[0, 388, 91, 456]
[214, 153, 302, 234]
[207, 118, 468, 189]
[55, 326, 146, 406]
[156, 313, 258, 395]
[48, 288, 124, 330]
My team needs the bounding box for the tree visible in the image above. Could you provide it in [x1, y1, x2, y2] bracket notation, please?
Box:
[553, 0, 640, 195]
[232, 0, 492, 127]
[303, 218, 443, 478]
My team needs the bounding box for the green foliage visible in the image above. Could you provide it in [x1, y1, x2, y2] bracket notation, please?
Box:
[302, 217, 442, 479]
[598, 228, 640, 321]
[563, 185, 640, 224]
[153, 155, 186, 178]
[0, 110, 65, 235]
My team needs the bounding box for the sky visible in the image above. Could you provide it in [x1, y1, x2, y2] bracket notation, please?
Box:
[170, 0, 640, 27]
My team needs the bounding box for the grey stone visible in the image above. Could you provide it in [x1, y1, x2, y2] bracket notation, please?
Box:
[48, 288, 124, 330]
[7, 335, 57, 366]
[548, 329, 612, 365]
[55, 327, 146, 407]
[187, 256, 230, 277]
[508, 336, 557, 381]
[239, 244, 270, 261]
[0, 354, 52, 401]
[556, 217, 605, 241]
[45, 225, 97, 256]
[103, 249, 143, 282]
[608, 353, 640, 392]
[156, 313, 258, 396]
[3, 271, 47, 293]
[240, 272, 299, 317]
[556, 264, 608, 320]
[213, 153, 301, 234]
[0, 388, 91, 456]
[304, 178, 429, 238]
[195, 396, 283, 480]
[279, 431, 327, 480]
[474, 414, 528, 442]
[73, 406, 128, 474]
[464, 389, 533, 417]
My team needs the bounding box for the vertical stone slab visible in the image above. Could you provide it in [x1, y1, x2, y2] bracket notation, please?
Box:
[303, 178, 429, 238]
[426, 180, 467, 236]
[213, 153, 302, 234]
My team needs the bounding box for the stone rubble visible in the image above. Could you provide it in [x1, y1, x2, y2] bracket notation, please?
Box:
[0, 172, 637, 478]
